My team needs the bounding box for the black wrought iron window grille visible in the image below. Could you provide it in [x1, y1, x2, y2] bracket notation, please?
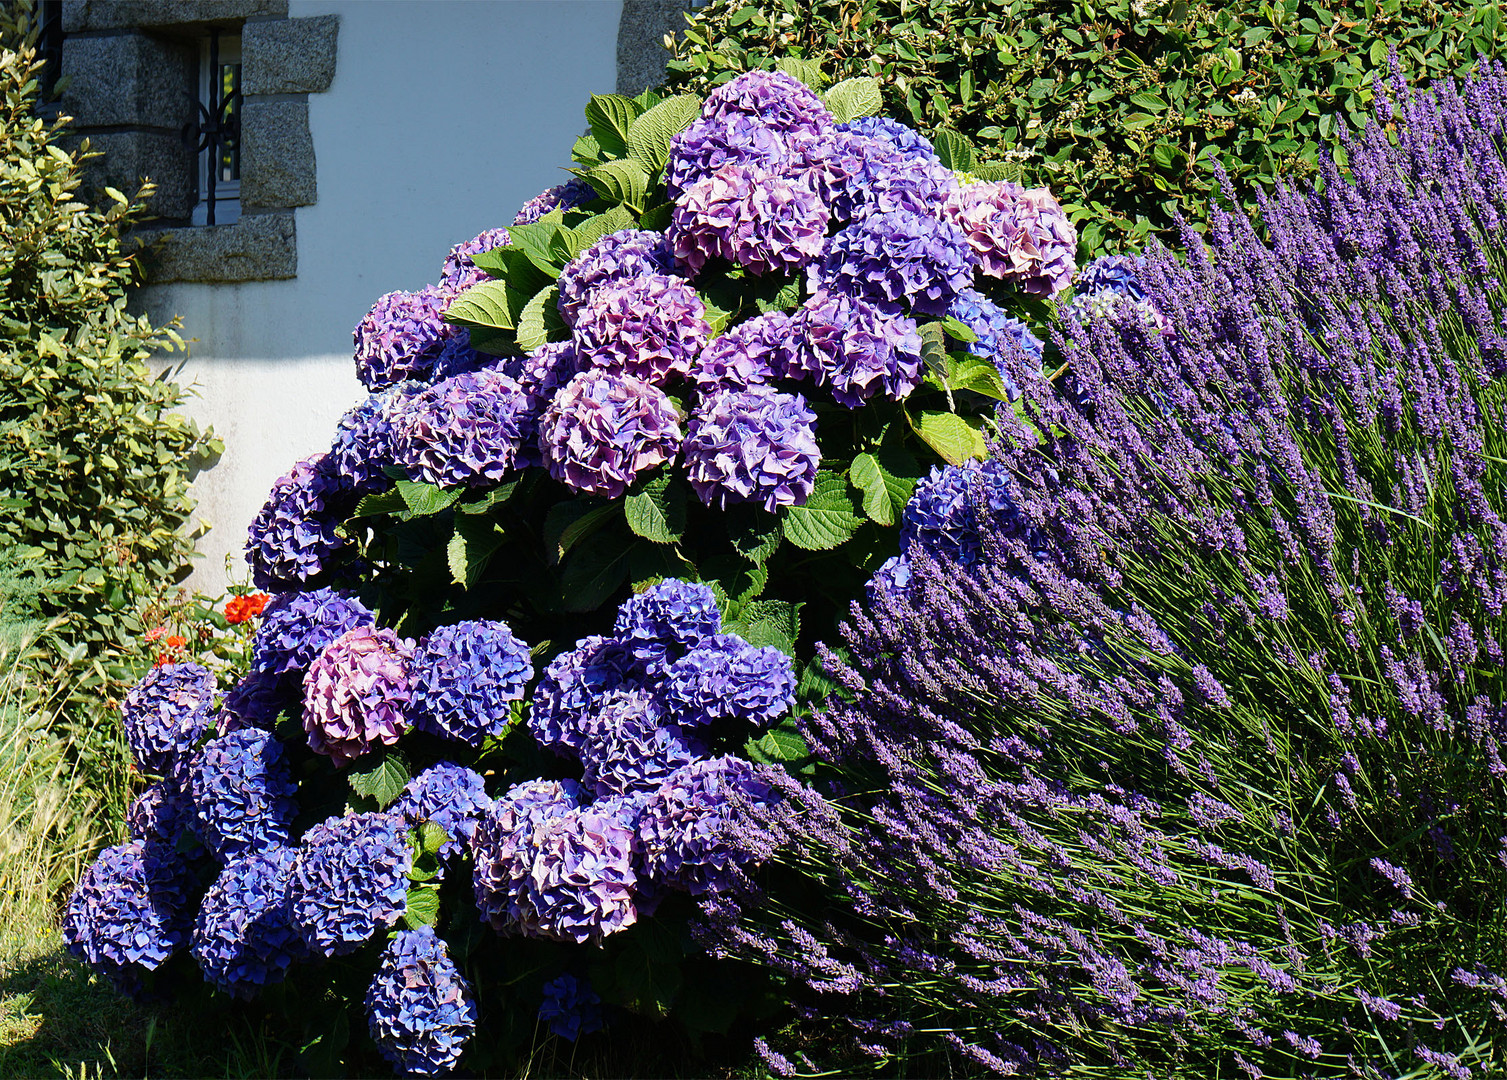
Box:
[184, 30, 241, 226]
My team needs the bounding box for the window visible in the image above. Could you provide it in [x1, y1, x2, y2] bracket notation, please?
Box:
[189, 31, 241, 226]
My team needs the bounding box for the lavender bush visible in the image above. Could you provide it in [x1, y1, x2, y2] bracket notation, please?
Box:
[705, 64, 1507, 1077]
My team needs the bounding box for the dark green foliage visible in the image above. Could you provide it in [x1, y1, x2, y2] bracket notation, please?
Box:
[0, 32, 219, 694]
[666, 0, 1505, 253]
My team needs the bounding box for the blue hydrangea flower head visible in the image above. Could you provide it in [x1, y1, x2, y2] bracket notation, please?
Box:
[514, 340, 589, 469]
[440, 226, 511, 294]
[833, 129, 955, 221]
[410, 620, 533, 747]
[248, 588, 375, 682]
[669, 164, 829, 278]
[538, 370, 682, 498]
[528, 635, 645, 757]
[538, 974, 605, 1041]
[513, 178, 595, 225]
[394, 368, 527, 488]
[320, 383, 426, 497]
[690, 310, 795, 393]
[702, 68, 833, 132]
[429, 329, 487, 382]
[639, 755, 774, 895]
[245, 455, 349, 592]
[1077, 254, 1148, 301]
[573, 274, 711, 384]
[663, 634, 796, 728]
[519, 804, 639, 944]
[866, 553, 912, 601]
[366, 928, 478, 1077]
[901, 459, 1025, 569]
[121, 663, 215, 778]
[813, 208, 973, 315]
[286, 812, 413, 957]
[792, 290, 924, 408]
[578, 688, 704, 799]
[684, 386, 820, 512]
[946, 288, 1040, 400]
[62, 840, 193, 991]
[217, 670, 289, 735]
[839, 116, 937, 161]
[668, 111, 800, 199]
[126, 780, 196, 848]
[190, 844, 308, 999]
[189, 728, 298, 862]
[471, 779, 582, 935]
[393, 763, 493, 859]
[612, 578, 722, 674]
[353, 287, 456, 390]
[557, 229, 676, 328]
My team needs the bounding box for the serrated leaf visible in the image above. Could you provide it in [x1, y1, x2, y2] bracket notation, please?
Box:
[403, 885, 441, 929]
[783, 473, 863, 551]
[506, 220, 572, 277]
[932, 128, 976, 172]
[971, 161, 1021, 183]
[626, 93, 701, 174]
[624, 472, 687, 544]
[585, 93, 638, 157]
[699, 291, 737, 336]
[638, 201, 673, 232]
[775, 57, 827, 89]
[456, 480, 519, 515]
[918, 321, 950, 378]
[821, 76, 883, 124]
[396, 479, 461, 518]
[516, 285, 561, 353]
[940, 316, 979, 344]
[911, 410, 988, 465]
[443, 278, 529, 335]
[447, 514, 505, 588]
[725, 511, 783, 564]
[569, 205, 637, 257]
[348, 751, 410, 808]
[418, 821, 449, 857]
[738, 599, 800, 656]
[586, 158, 650, 212]
[572, 132, 604, 166]
[949, 354, 1014, 402]
[351, 487, 407, 518]
[849, 452, 913, 526]
[547, 500, 621, 563]
[559, 532, 637, 612]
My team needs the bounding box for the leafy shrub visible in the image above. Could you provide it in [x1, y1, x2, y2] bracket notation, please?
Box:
[666, 0, 1506, 253]
[705, 64, 1507, 1076]
[57, 66, 1107, 1073]
[0, 26, 219, 696]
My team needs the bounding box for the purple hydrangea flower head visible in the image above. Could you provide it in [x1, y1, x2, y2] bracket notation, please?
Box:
[539, 370, 682, 497]
[613, 578, 722, 674]
[690, 310, 795, 393]
[835, 130, 956, 221]
[394, 368, 527, 488]
[126, 780, 196, 848]
[945, 181, 1078, 296]
[1077, 254, 1148, 301]
[471, 779, 582, 934]
[813, 209, 973, 314]
[520, 804, 639, 944]
[217, 671, 288, 735]
[367, 928, 478, 1077]
[668, 112, 800, 199]
[684, 386, 820, 511]
[191, 844, 307, 999]
[579, 688, 704, 799]
[440, 226, 511, 294]
[557, 229, 676, 328]
[429, 329, 488, 382]
[528, 635, 645, 757]
[513, 339, 590, 469]
[353, 287, 456, 390]
[639, 755, 774, 894]
[62, 840, 193, 989]
[410, 620, 533, 747]
[703, 69, 833, 131]
[839, 116, 937, 161]
[573, 274, 711, 383]
[189, 728, 298, 862]
[513, 178, 595, 226]
[663, 634, 796, 728]
[946, 288, 1040, 399]
[670, 164, 829, 278]
[286, 812, 412, 957]
[539, 974, 604, 1041]
[245, 455, 349, 592]
[792, 290, 924, 407]
[393, 762, 493, 859]
[302, 626, 415, 767]
[121, 663, 215, 778]
[321, 383, 426, 497]
[866, 553, 912, 600]
[250, 588, 376, 680]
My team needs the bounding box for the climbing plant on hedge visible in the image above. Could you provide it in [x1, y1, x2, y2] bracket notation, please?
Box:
[665, 0, 1506, 253]
[0, 27, 219, 694]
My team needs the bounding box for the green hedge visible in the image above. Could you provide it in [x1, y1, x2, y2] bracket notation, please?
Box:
[665, 0, 1503, 254]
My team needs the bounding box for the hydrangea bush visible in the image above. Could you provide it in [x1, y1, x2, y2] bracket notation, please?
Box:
[705, 64, 1507, 1076]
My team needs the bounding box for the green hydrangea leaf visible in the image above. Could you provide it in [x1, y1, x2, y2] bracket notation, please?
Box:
[821, 76, 883, 123]
[624, 471, 687, 544]
[348, 751, 410, 809]
[626, 94, 702, 174]
[584, 93, 639, 158]
[402, 884, 441, 930]
[586, 158, 651, 213]
[932, 128, 976, 172]
[911, 410, 988, 465]
[783, 472, 863, 551]
[775, 57, 827, 89]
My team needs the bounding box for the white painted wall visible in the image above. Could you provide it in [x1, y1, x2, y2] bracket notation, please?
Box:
[138, 0, 622, 591]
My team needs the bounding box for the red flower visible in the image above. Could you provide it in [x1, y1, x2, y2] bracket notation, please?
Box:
[145, 626, 167, 643]
[166, 635, 187, 650]
[225, 592, 272, 624]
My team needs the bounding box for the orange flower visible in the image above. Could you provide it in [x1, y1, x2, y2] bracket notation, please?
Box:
[225, 592, 272, 624]
[166, 634, 187, 650]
